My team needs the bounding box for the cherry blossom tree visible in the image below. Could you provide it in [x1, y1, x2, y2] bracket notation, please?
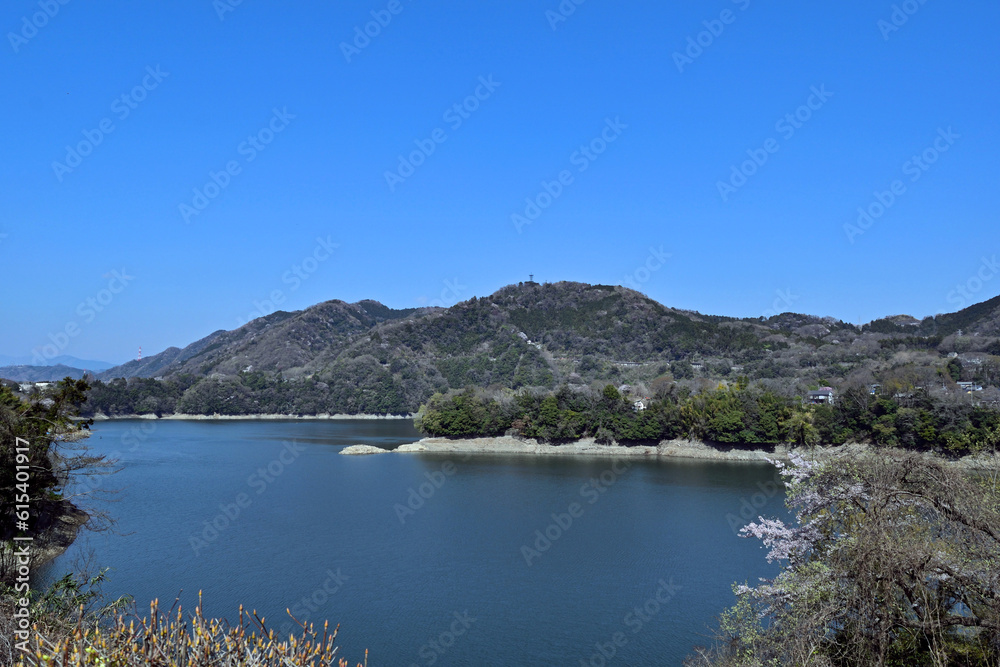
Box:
[688, 450, 1000, 666]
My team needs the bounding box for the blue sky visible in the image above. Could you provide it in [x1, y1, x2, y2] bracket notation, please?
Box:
[2, 0, 998, 364]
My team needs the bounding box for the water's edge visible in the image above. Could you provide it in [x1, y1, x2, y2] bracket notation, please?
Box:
[83, 416, 998, 470]
[346, 436, 1000, 470]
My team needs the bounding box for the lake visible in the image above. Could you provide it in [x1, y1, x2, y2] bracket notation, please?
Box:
[38, 420, 786, 666]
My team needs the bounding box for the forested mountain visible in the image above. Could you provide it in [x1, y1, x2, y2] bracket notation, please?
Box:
[80, 281, 1000, 417]
[95, 299, 421, 381]
[864, 293, 1000, 337]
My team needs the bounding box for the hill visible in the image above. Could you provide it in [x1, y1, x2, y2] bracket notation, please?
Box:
[82, 282, 1000, 417]
[96, 300, 424, 382]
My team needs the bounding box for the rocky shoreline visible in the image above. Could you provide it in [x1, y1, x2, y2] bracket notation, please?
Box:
[339, 444, 392, 455]
[342, 436, 795, 461]
[342, 435, 1000, 470]
[353, 436, 798, 462]
[31, 505, 90, 568]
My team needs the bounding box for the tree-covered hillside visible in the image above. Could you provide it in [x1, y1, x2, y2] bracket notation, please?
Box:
[416, 380, 1000, 454]
[77, 281, 1000, 418]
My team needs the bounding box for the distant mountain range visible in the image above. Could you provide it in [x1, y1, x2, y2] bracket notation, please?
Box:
[0, 354, 115, 371]
[0, 364, 92, 382]
[0, 355, 117, 383]
[73, 281, 1000, 417]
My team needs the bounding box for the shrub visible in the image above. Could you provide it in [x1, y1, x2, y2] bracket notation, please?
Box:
[12, 595, 366, 667]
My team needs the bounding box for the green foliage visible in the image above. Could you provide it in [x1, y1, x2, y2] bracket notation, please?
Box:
[414, 390, 511, 437]
[947, 356, 964, 381]
[11, 568, 130, 624]
[0, 379, 94, 553]
[672, 360, 695, 379]
[416, 379, 1000, 454]
[80, 280, 1000, 427]
[85, 362, 416, 417]
[681, 385, 791, 445]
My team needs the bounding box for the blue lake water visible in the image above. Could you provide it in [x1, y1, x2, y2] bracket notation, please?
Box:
[38, 420, 785, 666]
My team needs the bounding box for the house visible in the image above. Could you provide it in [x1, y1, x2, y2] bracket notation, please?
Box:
[18, 382, 53, 392]
[633, 399, 646, 412]
[957, 382, 983, 393]
[806, 387, 835, 405]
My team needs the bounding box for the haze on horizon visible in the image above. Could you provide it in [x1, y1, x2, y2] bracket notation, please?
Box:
[2, 0, 997, 364]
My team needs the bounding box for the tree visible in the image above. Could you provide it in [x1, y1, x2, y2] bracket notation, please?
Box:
[783, 409, 819, 447]
[1, 379, 116, 582]
[673, 360, 695, 379]
[688, 451, 1000, 666]
[948, 357, 964, 382]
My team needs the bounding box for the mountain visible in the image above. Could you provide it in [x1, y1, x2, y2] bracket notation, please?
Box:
[97, 300, 424, 381]
[0, 354, 115, 371]
[83, 282, 1000, 417]
[864, 294, 1000, 338]
[0, 364, 90, 382]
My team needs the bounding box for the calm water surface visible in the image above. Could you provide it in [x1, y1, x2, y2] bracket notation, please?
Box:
[39, 420, 785, 666]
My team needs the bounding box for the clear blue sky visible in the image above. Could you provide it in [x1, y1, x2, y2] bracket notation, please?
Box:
[2, 0, 998, 364]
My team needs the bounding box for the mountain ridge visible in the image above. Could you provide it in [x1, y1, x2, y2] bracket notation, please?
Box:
[80, 281, 1000, 417]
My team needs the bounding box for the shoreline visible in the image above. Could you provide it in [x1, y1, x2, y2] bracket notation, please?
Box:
[39, 432, 92, 567]
[2, 506, 88, 572]
[373, 436, 800, 463]
[345, 436, 1000, 470]
[89, 412, 415, 421]
[345, 435, 799, 462]
[80, 416, 996, 470]
[30, 505, 90, 569]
